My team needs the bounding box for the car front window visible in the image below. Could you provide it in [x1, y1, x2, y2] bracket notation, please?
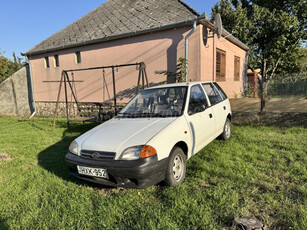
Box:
[188, 84, 208, 115]
[118, 86, 187, 118]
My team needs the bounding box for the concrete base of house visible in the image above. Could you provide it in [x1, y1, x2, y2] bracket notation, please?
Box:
[35, 101, 124, 118]
[36, 102, 78, 117]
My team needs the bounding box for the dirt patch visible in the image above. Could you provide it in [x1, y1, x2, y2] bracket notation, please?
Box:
[232, 112, 307, 127]
[230, 97, 307, 113]
[0, 153, 12, 162]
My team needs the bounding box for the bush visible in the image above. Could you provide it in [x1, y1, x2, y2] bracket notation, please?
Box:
[0, 51, 24, 83]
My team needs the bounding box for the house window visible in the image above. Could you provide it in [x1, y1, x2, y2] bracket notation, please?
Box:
[75, 51, 81, 64]
[234, 56, 240, 81]
[54, 55, 59, 67]
[216, 48, 226, 82]
[44, 57, 50, 68]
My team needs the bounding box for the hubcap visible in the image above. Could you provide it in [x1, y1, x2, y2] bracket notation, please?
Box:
[225, 121, 231, 138]
[173, 154, 183, 181]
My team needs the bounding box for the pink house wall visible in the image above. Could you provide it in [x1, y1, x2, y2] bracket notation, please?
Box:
[29, 26, 200, 103]
[29, 25, 246, 103]
[200, 24, 247, 98]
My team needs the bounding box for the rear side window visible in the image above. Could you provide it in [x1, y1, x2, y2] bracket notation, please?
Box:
[202, 83, 223, 106]
[213, 82, 227, 100]
[188, 84, 208, 115]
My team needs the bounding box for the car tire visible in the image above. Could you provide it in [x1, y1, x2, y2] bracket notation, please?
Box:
[220, 118, 231, 141]
[164, 147, 186, 187]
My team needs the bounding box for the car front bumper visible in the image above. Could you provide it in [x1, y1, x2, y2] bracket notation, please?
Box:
[65, 152, 168, 189]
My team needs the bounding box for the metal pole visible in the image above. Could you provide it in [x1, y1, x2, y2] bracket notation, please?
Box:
[64, 72, 70, 126]
[141, 65, 145, 89]
[65, 63, 142, 73]
[53, 71, 64, 129]
[65, 72, 79, 108]
[137, 64, 141, 93]
[112, 67, 117, 115]
[102, 69, 111, 100]
[142, 63, 149, 88]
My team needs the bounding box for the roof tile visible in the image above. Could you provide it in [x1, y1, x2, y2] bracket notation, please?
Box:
[25, 0, 198, 55]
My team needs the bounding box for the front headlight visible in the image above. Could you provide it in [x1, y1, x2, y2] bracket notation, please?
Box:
[69, 141, 78, 155]
[120, 145, 157, 160]
[120, 146, 143, 160]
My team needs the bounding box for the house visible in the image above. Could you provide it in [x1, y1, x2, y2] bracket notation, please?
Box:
[22, 0, 249, 114]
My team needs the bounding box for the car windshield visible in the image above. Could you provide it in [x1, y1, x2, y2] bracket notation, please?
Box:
[118, 86, 187, 118]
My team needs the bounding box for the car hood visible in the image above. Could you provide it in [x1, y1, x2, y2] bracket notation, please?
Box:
[76, 117, 177, 158]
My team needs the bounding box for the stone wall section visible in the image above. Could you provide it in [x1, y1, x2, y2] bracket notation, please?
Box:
[35, 102, 124, 118]
[36, 102, 78, 117]
[0, 66, 33, 116]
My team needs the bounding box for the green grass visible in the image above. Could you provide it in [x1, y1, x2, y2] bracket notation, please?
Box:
[0, 117, 306, 229]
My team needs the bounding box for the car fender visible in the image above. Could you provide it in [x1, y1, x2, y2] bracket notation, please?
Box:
[146, 116, 192, 161]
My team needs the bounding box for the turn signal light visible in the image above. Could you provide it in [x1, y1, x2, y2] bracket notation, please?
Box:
[140, 145, 157, 158]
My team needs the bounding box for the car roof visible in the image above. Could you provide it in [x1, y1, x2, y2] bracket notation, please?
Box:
[147, 81, 214, 90]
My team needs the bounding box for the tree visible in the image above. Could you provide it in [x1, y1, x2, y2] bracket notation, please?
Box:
[0, 51, 24, 83]
[275, 47, 307, 83]
[212, 0, 307, 112]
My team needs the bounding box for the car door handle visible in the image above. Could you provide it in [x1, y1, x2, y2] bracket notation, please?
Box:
[209, 113, 213, 118]
[223, 106, 226, 110]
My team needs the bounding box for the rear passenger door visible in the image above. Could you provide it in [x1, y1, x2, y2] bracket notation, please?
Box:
[202, 83, 228, 132]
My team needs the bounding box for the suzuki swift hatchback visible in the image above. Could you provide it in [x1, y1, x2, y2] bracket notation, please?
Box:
[65, 82, 232, 188]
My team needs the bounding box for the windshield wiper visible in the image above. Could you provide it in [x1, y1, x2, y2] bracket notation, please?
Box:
[150, 113, 169, 118]
[118, 112, 171, 118]
[117, 112, 135, 117]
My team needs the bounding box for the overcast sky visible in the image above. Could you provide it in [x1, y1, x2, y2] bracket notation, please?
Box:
[0, 0, 218, 60]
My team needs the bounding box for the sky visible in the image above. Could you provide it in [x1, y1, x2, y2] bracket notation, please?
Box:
[0, 0, 219, 60]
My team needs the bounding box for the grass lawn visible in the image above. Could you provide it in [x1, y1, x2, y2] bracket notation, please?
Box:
[0, 117, 306, 229]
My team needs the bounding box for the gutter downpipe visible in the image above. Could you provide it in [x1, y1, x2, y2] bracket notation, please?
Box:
[26, 56, 36, 119]
[185, 19, 197, 82]
[244, 50, 250, 92]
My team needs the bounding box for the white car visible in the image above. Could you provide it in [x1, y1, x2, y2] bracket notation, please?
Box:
[65, 82, 232, 188]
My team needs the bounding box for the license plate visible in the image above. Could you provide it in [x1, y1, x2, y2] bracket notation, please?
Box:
[77, 166, 108, 179]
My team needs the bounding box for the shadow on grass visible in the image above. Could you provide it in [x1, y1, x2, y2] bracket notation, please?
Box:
[37, 121, 114, 188]
[0, 218, 9, 230]
[38, 135, 77, 183]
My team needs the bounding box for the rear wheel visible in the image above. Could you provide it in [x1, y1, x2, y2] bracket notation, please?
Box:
[164, 147, 186, 186]
[220, 118, 231, 140]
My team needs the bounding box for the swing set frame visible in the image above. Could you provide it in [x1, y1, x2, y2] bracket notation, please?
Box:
[53, 62, 149, 128]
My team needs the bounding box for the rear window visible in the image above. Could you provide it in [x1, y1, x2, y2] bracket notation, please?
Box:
[213, 82, 227, 100]
[202, 83, 223, 106]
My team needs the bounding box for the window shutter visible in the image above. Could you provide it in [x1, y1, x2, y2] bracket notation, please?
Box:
[234, 56, 240, 81]
[216, 51, 221, 79]
[216, 49, 226, 82]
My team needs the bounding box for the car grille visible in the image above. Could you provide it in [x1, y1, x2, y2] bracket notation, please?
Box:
[80, 150, 115, 160]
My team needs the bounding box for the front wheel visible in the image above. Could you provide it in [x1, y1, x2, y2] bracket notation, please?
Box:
[164, 147, 186, 187]
[220, 118, 231, 140]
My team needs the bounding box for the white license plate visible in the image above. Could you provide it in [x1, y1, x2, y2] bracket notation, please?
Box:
[77, 166, 108, 179]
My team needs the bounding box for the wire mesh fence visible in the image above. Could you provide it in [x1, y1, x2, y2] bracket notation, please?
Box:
[267, 78, 307, 98]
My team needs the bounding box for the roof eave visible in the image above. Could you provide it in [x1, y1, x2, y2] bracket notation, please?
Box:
[22, 19, 197, 57]
[23, 17, 249, 57]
